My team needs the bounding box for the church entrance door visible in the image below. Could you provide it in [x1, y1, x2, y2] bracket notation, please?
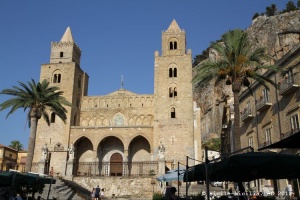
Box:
[110, 153, 123, 176]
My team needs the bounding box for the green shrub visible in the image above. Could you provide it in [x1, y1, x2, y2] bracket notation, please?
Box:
[153, 192, 164, 200]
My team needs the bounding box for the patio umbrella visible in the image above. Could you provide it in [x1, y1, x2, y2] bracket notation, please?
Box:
[157, 168, 186, 182]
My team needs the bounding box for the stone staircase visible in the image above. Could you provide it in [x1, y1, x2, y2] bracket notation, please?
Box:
[38, 178, 87, 200]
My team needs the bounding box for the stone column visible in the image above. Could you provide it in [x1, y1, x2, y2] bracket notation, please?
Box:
[123, 149, 129, 162]
[38, 161, 46, 174]
[158, 158, 166, 176]
[66, 160, 74, 177]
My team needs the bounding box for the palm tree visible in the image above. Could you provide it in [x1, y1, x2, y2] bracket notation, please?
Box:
[193, 29, 278, 152]
[0, 79, 72, 172]
[9, 140, 23, 151]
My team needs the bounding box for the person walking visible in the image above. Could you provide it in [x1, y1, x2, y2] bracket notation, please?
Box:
[91, 188, 95, 200]
[95, 185, 101, 200]
[100, 188, 105, 200]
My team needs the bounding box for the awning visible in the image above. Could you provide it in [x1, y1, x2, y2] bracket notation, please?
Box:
[259, 130, 300, 150]
[0, 171, 56, 187]
[184, 151, 300, 182]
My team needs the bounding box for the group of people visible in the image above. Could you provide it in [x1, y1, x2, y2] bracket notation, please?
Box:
[91, 185, 105, 200]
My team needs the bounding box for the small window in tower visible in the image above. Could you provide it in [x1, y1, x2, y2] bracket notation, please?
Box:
[142, 103, 143, 107]
[169, 88, 173, 98]
[174, 68, 177, 77]
[53, 74, 57, 83]
[169, 68, 173, 77]
[174, 41, 177, 49]
[170, 42, 173, 50]
[73, 114, 77, 126]
[60, 52, 64, 58]
[51, 113, 56, 123]
[174, 88, 177, 97]
[171, 107, 176, 118]
[57, 74, 61, 83]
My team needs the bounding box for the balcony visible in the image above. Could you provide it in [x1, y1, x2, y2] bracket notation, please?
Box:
[282, 127, 300, 139]
[258, 140, 272, 149]
[279, 78, 299, 96]
[241, 108, 254, 122]
[256, 98, 272, 112]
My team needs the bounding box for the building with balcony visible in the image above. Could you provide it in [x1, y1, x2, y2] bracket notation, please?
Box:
[0, 144, 18, 171]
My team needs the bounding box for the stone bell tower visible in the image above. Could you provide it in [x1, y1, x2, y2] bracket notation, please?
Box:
[153, 20, 194, 165]
[33, 27, 89, 176]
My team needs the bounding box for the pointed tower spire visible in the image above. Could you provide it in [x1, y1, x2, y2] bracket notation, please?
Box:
[166, 19, 181, 32]
[60, 27, 74, 42]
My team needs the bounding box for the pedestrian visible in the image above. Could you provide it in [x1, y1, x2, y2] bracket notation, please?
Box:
[95, 185, 101, 200]
[15, 194, 22, 200]
[91, 188, 95, 200]
[285, 181, 293, 199]
[163, 182, 171, 200]
[100, 188, 105, 200]
[168, 187, 179, 200]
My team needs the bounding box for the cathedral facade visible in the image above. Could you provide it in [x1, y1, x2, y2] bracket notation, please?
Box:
[32, 20, 201, 177]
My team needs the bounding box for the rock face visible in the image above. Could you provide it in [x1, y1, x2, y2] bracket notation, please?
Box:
[248, 10, 300, 61]
[195, 10, 300, 144]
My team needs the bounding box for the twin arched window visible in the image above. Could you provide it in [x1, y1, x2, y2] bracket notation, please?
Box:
[170, 41, 177, 50]
[169, 87, 177, 98]
[169, 68, 177, 77]
[53, 73, 61, 83]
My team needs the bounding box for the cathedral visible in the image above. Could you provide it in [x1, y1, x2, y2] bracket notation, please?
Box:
[32, 20, 201, 177]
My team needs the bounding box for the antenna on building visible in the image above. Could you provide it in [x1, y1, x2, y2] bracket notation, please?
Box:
[121, 75, 124, 89]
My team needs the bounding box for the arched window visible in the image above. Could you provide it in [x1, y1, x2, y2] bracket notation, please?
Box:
[174, 41, 177, 49]
[169, 68, 173, 77]
[174, 87, 177, 97]
[51, 113, 56, 123]
[171, 107, 176, 118]
[57, 74, 61, 83]
[169, 87, 173, 97]
[174, 68, 177, 77]
[169, 87, 178, 98]
[53, 74, 57, 83]
[169, 68, 177, 78]
[170, 42, 173, 50]
[53, 73, 61, 83]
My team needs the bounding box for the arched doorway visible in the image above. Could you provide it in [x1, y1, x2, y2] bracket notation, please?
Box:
[110, 153, 123, 176]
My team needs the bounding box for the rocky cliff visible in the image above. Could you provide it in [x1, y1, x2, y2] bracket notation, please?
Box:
[196, 10, 300, 144]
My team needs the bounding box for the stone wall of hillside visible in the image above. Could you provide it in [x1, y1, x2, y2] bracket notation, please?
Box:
[196, 10, 300, 144]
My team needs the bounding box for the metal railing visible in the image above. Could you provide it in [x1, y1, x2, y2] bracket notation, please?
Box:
[241, 108, 253, 121]
[74, 161, 158, 177]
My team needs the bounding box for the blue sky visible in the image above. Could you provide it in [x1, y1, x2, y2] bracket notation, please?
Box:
[0, 1, 295, 149]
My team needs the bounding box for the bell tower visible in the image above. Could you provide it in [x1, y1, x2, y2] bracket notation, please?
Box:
[33, 27, 89, 176]
[153, 20, 194, 165]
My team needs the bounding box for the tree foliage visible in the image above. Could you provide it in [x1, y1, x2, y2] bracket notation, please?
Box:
[9, 140, 23, 151]
[0, 79, 72, 172]
[266, 4, 277, 16]
[283, 1, 297, 12]
[193, 29, 279, 151]
[202, 138, 221, 151]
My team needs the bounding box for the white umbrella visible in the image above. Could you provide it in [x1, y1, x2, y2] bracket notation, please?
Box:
[157, 168, 186, 182]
